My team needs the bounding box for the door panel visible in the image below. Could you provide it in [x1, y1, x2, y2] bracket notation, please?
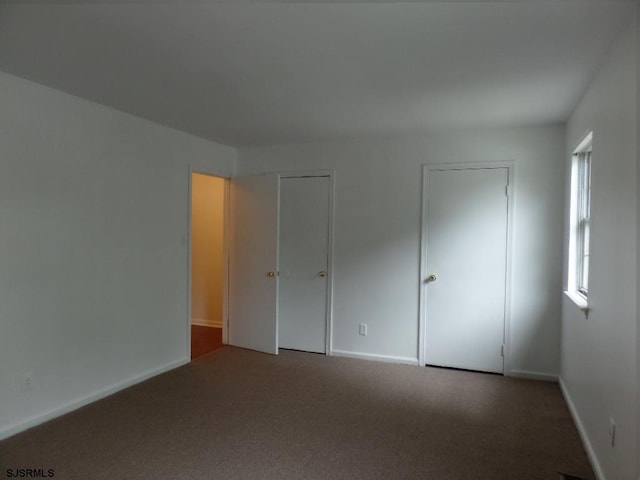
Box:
[228, 174, 279, 355]
[278, 177, 330, 353]
[424, 167, 508, 373]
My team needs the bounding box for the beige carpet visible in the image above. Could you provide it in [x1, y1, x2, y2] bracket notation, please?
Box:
[0, 347, 594, 479]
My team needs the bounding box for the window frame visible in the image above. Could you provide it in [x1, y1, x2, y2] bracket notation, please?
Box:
[568, 132, 593, 307]
[575, 147, 591, 297]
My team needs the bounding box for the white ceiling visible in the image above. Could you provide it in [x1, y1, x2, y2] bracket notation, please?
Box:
[0, 1, 633, 146]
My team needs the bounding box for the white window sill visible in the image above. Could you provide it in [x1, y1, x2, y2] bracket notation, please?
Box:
[564, 290, 589, 317]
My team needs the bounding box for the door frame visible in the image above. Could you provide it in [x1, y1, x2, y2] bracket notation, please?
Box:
[186, 165, 231, 360]
[418, 161, 515, 373]
[277, 170, 336, 355]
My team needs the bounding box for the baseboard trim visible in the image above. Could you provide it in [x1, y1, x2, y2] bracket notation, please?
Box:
[559, 377, 605, 480]
[0, 357, 189, 441]
[507, 369, 559, 382]
[330, 349, 419, 366]
[191, 319, 222, 328]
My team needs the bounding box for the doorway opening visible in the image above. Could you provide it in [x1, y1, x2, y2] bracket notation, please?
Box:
[190, 172, 227, 360]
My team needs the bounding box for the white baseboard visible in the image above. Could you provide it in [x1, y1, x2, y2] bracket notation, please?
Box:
[559, 377, 605, 480]
[330, 349, 420, 366]
[0, 357, 189, 441]
[507, 369, 559, 382]
[191, 319, 222, 328]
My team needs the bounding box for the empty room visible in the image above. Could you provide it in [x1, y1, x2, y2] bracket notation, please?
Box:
[0, 1, 638, 480]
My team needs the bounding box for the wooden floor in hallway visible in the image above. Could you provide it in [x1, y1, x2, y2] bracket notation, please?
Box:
[191, 325, 223, 360]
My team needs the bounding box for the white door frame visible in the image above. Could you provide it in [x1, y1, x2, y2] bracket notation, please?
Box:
[277, 170, 336, 356]
[186, 165, 231, 360]
[418, 161, 515, 373]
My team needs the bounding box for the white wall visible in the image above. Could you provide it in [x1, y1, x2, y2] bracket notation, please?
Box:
[238, 124, 566, 377]
[0, 71, 235, 439]
[561, 19, 637, 480]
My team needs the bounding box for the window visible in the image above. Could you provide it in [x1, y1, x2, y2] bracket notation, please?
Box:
[568, 132, 592, 306]
[575, 147, 591, 295]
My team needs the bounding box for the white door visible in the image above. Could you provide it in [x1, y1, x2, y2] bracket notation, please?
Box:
[278, 176, 330, 353]
[423, 167, 509, 374]
[228, 174, 279, 355]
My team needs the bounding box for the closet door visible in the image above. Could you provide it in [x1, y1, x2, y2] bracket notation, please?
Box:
[228, 174, 279, 354]
[278, 176, 330, 354]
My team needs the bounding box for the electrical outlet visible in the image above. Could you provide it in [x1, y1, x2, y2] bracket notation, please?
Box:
[359, 323, 367, 336]
[21, 372, 33, 392]
[609, 417, 616, 447]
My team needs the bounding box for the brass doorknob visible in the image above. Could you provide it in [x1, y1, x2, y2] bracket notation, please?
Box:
[426, 274, 437, 282]
[318, 271, 327, 278]
[267, 271, 277, 277]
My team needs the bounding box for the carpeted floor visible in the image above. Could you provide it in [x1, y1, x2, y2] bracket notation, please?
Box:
[0, 347, 594, 479]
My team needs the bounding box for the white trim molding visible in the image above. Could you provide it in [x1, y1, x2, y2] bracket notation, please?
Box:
[191, 319, 223, 328]
[331, 349, 420, 366]
[564, 290, 590, 319]
[559, 377, 605, 480]
[0, 358, 189, 441]
[507, 369, 558, 382]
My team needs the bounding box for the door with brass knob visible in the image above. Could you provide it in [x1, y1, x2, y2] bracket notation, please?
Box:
[228, 173, 279, 355]
[422, 166, 509, 374]
[278, 176, 331, 354]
